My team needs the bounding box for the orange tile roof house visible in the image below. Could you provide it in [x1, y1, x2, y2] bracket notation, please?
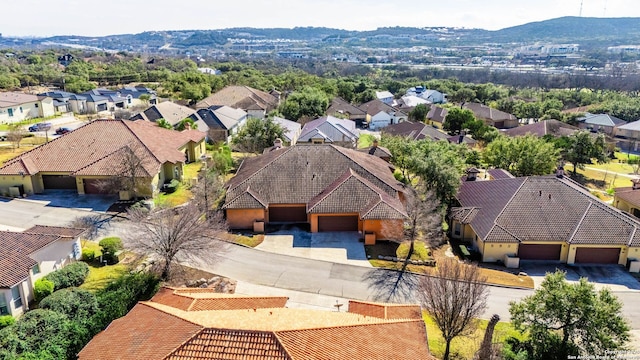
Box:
[195, 86, 280, 119]
[0, 119, 205, 198]
[0, 225, 85, 317]
[224, 144, 407, 243]
[79, 287, 435, 360]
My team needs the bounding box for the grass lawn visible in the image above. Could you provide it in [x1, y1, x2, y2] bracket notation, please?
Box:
[424, 311, 524, 359]
[154, 184, 193, 207]
[358, 133, 377, 148]
[0, 137, 47, 166]
[573, 168, 632, 190]
[365, 241, 533, 288]
[80, 262, 129, 292]
[220, 233, 265, 247]
[183, 162, 203, 180]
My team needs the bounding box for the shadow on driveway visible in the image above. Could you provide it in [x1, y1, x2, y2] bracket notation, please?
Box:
[519, 262, 640, 291]
[24, 190, 118, 212]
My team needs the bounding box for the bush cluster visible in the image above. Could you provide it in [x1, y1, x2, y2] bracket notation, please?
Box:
[98, 237, 123, 264]
[44, 262, 90, 291]
[33, 278, 54, 302]
[0, 315, 15, 329]
[165, 179, 180, 193]
[0, 272, 159, 359]
[396, 241, 431, 261]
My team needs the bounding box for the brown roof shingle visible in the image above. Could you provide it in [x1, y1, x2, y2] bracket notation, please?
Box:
[196, 86, 278, 112]
[0, 119, 204, 176]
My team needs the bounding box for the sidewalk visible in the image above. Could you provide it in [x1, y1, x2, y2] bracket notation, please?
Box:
[235, 281, 353, 312]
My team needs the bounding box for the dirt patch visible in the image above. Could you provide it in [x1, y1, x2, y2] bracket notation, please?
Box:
[165, 264, 236, 293]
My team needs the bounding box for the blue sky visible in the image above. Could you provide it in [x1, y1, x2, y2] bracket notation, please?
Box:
[2, 0, 637, 37]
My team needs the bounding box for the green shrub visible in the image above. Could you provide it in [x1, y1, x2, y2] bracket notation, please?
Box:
[396, 241, 430, 261]
[44, 262, 90, 291]
[82, 247, 96, 262]
[34, 278, 54, 302]
[0, 315, 14, 329]
[164, 179, 180, 193]
[39, 288, 99, 322]
[98, 237, 123, 264]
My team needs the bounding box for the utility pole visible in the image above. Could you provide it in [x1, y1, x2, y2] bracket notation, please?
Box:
[579, 0, 583, 16]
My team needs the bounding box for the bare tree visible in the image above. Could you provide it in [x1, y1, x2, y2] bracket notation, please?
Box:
[401, 187, 443, 259]
[7, 124, 25, 149]
[96, 142, 156, 200]
[419, 259, 489, 360]
[475, 314, 500, 360]
[190, 160, 224, 219]
[127, 202, 227, 280]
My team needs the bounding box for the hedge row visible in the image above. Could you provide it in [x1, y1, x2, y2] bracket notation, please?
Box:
[44, 262, 90, 291]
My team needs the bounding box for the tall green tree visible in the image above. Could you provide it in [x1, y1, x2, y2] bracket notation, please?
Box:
[409, 103, 430, 122]
[562, 131, 609, 173]
[484, 135, 559, 177]
[443, 107, 475, 135]
[280, 86, 329, 121]
[232, 117, 285, 153]
[508, 271, 629, 360]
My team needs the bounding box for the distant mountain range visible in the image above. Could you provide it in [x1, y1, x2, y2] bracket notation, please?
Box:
[4, 17, 640, 51]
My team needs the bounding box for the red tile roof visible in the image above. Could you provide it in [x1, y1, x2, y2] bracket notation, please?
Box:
[0, 119, 204, 176]
[151, 287, 289, 311]
[79, 287, 434, 360]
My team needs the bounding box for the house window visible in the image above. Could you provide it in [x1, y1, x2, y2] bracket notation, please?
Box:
[7, 108, 13, 117]
[34, 103, 38, 108]
[11, 285, 22, 309]
[454, 223, 461, 236]
[32, 264, 40, 275]
[19, 107, 23, 113]
[0, 294, 8, 315]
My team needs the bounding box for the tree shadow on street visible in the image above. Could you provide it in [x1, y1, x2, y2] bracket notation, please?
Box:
[362, 260, 420, 303]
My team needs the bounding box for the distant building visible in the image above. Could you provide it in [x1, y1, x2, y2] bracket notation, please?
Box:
[0, 92, 55, 123]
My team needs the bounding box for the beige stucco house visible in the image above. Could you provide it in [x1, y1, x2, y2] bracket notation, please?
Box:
[452, 174, 640, 267]
[0, 119, 205, 197]
[0, 92, 55, 123]
[0, 226, 85, 317]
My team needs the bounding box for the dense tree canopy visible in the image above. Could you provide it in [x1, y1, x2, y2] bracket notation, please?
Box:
[508, 271, 629, 360]
[484, 135, 559, 177]
[561, 131, 609, 173]
[443, 107, 475, 136]
[280, 86, 330, 121]
[231, 117, 285, 153]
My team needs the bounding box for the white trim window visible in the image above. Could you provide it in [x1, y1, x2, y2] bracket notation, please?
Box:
[10, 285, 22, 309]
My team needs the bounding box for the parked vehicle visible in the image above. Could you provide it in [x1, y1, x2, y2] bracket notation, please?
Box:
[55, 127, 71, 135]
[28, 122, 52, 132]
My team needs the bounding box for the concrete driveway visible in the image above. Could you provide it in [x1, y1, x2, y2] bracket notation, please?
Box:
[519, 262, 640, 291]
[255, 227, 372, 267]
[0, 190, 118, 230]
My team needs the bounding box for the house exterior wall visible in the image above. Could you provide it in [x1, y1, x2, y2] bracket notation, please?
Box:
[40, 97, 55, 117]
[30, 238, 82, 277]
[629, 247, 640, 262]
[0, 100, 46, 123]
[480, 242, 518, 262]
[227, 209, 266, 229]
[579, 123, 615, 135]
[566, 244, 627, 265]
[614, 195, 640, 217]
[1, 280, 30, 316]
[0, 174, 36, 196]
[370, 112, 392, 130]
[69, 99, 87, 113]
[247, 109, 266, 119]
[362, 219, 404, 241]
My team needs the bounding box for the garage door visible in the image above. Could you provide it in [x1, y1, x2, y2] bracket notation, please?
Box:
[269, 206, 307, 223]
[318, 216, 359, 232]
[575, 247, 621, 264]
[518, 244, 562, 260]
[42, 175, 76, 190]
[83, 179, 114, 194]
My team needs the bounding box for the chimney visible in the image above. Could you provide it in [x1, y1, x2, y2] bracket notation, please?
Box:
[556, 165, 565, 178]
[372, 139, 379, 148]
[184, 122, 191, 130]
[633, 178, 640, 190]
[274, 138, 283, 149]
[466, 167, 480, 181]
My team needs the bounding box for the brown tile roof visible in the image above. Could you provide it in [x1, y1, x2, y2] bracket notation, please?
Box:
[0, 232, 64, 288]
[224, 144, 405, 220]
[382, 121, 451, 142]
[502, 120, 578, 138]
[23, 225, 86, 238]
[463, 102, 517, 122]
[427, 106, 448, 124]
[486, 169, 515, 180]
[0, 119, 204, 176]
[457, 176, 640, 246]
[78, 303, 204, 360]
[348, 300, 422, 320]
[615, 186, 640, 208]
[358, 145, 392, 159]
[151, 287, 288, 311]
[132, 101, 196, 126]
[167, 329, 290, 360]
[327, 97, 367, 119]
[80, 287, 433, 360]
[195, 86, 278, 112]
[359, 99, 406, 117]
